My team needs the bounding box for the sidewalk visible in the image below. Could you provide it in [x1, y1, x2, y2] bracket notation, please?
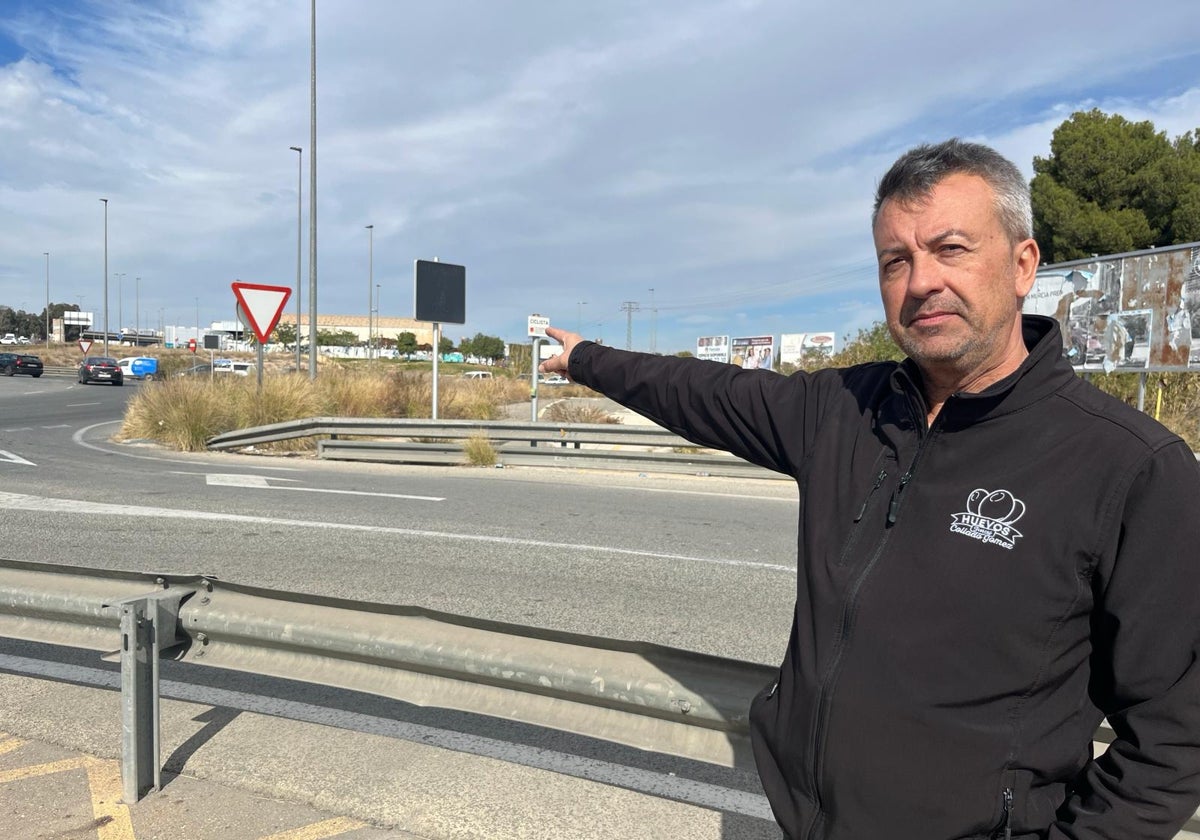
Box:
[0, 670, 775, 840]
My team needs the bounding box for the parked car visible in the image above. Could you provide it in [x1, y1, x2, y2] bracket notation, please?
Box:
[16, 336, 30, 345]
[0, 334, 16, 345]
[175, 363, 212, 378]
[462, 370, 493, 380]
[0, 352, 43, 377]
[78, 356, 123, 385]
[539, 374, 569, 386]
[213, 360, 256, 377]
[117, 356, 158, 381]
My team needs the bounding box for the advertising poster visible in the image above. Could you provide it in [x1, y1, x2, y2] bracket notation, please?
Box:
[780, 332, 837, 366]
[1025, 242, 1200, 371]
[731, 335, 776, 371]
[696, 335, 730, 363]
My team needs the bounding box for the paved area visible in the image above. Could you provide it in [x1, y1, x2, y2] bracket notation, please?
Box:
[0, 671, 778, 840]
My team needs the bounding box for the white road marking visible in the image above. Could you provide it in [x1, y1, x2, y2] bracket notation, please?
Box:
[202, 472, 443, 500]
[41, 424, 70, 429]
[66, 402, 103, 407]
[0, 491, 794, 573]
[204, 473, 445, 501]
[0, 450, 35, 466]
[612, 485, 798, 501]
[72, 421, 301, 471]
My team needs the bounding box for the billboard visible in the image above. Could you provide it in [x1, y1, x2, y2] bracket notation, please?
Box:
[780, 332, 837, 365]
[1025, 242, 1199, 372]
[696, 335, 730, 363]
[732, 335, 776, 371]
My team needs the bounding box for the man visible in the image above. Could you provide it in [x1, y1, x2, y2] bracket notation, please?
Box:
[541, 139, 1200, 839]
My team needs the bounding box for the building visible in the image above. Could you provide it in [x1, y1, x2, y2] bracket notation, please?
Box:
[276, 314, 434, 346]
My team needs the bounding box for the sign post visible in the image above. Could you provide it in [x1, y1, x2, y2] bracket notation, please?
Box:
[527, 315, 550, 423]
[231, 282, 292, 393]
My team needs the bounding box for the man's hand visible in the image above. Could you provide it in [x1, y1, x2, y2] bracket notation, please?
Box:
[539, 326, 585, 377]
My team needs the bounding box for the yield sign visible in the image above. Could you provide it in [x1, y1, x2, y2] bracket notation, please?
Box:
[78, 339, 93, 355]
[231, 282, 292, 344]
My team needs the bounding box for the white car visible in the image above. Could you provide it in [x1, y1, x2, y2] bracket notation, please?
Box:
[0, 334, 15, 345]
[213, 360, 256, 377]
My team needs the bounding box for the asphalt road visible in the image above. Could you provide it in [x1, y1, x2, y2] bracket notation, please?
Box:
[0, 374, 799, 665]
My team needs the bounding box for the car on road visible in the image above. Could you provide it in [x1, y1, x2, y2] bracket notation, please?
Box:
[0, 334, 16, 345]
[539, 374, 569, 386]
[78, 356, 123, 385]
[463, 370, 493, 380]
[0, 352, 43, 377]
[117, 356, 158, 380]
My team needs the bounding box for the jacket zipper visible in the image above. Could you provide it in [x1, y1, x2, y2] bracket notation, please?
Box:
[854, 468, 889, 522]
[806, 408, 943, 838]
[1002, 786, 1013, 840]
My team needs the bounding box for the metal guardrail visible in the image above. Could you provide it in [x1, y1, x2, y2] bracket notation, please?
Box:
[207, 417, 781, 478]
[0, 558, 770, 800]
[1, 558, 1198, 833]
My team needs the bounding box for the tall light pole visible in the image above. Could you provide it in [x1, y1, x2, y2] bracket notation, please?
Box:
[365, 224, 373, 360]
[135, 276, 140, 345]
[115, 273, 125, 334]
[43, 252, 49, 344]
[290, 146, 303, 371]
[375, 283, 381, 357]
[308, 0, 318, 380]
[100, 198, 109, 355]
[194, 296, 199, 344]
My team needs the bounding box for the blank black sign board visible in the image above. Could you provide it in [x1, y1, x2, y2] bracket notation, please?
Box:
[414, 260, 466, 324]
[202, 334, 220, 350]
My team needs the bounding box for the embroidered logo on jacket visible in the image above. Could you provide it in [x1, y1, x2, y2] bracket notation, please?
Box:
[950, 489, 1025, 550]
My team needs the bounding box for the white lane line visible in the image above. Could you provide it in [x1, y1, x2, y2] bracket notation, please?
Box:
[1, 427, 33, 432]
[0, 451, 35, 466]
[72, 421, 301, 471]
[0, 491, 793, 573]
[41, 424, 70, 429]
[66, 402, 102, 407]
[202, 473, 445, 501]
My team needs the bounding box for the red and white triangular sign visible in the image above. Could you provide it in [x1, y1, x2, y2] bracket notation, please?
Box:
[231, 282, 292, 344]
[78, 339, 93, 355]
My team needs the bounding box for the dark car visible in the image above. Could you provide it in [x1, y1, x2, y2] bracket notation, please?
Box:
[78, 356, 124, 385]
[0, 352, 44, 377]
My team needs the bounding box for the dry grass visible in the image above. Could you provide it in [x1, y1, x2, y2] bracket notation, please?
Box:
[462, 432, 498, 466]
[542, 400, 622, 425]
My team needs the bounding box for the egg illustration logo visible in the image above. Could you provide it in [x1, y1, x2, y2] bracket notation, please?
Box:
[950, 488, 1026, 550]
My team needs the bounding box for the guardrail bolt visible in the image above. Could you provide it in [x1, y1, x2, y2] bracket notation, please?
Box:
[678, 700, 692, 714]
[195, 632, 208, 644]
[202, 579, 213, 592]
[199, 595, 210, 605]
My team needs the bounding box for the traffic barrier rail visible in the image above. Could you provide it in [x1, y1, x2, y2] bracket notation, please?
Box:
[207, 417, 781, 478]
[0, 558, 771, 801]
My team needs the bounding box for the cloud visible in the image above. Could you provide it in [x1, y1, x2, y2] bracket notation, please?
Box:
[2, 1, 1200, 351]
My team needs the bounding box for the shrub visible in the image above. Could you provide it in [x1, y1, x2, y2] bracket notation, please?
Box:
[542, 400, 622, 424]
[462, 432, 497, 466]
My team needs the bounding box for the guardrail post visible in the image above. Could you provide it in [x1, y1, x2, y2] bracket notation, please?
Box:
[106, 588, 193, 803]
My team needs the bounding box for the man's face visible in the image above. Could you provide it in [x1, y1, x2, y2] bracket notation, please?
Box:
[873, 173, 1038, 381]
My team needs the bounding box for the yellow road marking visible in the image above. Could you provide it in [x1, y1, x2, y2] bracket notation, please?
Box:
[0, 736, 29, 757]
[0, 755, 90, 783]
[260, 817, 368, 840]
[85, 757, 135, 840]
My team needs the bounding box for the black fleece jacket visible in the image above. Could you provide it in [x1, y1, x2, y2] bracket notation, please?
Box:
[568, 315, 1200, 840]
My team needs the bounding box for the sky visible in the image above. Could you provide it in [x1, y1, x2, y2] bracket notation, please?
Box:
[2, 0, 1200, 354]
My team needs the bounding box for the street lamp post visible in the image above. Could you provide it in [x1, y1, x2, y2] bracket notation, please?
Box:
[308, 0, 318, 380]
[135, 277, 140, 345]
[115, 273, 126, 335]
[290, 146, 303, 371]
[43, 252, 49, 345]
[100, 198, 109, 355]
[375, 282, 381, 357]
[365, 224, 373, 360]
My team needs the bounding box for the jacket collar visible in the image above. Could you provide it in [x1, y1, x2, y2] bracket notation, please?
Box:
[889, 315, 1075, 428]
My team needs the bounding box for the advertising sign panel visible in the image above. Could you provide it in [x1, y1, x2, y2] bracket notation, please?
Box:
[731, 335, 776, 371]
[780, 332, 837, 365]
[1025, 242, 1200, 371]
[696, 334, 730, 363]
